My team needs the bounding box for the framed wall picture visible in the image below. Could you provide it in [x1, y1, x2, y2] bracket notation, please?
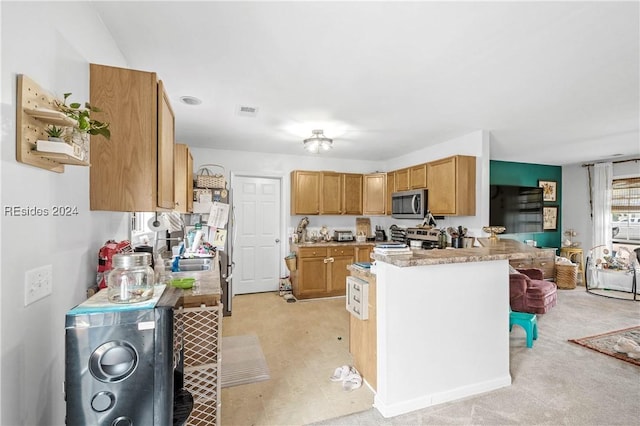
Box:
[538, 180, 557, 202]
[543, 206, 558, 231]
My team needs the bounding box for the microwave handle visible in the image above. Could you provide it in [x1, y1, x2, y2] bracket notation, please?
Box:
[412, 194, 419, 214]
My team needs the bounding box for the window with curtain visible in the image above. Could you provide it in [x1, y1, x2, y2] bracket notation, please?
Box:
[611, 177, 640, 243]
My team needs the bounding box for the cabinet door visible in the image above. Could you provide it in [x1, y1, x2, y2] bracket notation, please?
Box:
[386, 172, 395, 215]
[343, 173, 363, 215]
[427, 155, 476, 216]
[395, 168, 410, 191]
[329, 255, 355, 296]
[296, 256, 328, 299]
[290, 171, 320, 215]
[363, 173, 386, 215]
[186, 148, 193, 213]
[90, 64, 160, 212]
[355, 245, 373, 262]
[157, 80, 175, 210]
[320, 172, 343, 214]
[174, 144, 188, 213]
[409, 163, 427, 189]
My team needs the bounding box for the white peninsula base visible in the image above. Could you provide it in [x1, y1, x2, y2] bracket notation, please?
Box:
[373, 259, 512, 418]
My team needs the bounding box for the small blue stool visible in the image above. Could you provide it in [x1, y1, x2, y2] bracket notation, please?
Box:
[509, 310, 538, 348]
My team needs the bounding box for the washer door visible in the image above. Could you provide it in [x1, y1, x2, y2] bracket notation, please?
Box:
[89, 341, 138, 383]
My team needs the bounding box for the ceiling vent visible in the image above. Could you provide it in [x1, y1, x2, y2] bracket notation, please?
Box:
[236, 105, 259, 117]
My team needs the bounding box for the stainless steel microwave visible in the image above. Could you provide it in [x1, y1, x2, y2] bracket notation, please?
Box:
[392, 189, 427, 219]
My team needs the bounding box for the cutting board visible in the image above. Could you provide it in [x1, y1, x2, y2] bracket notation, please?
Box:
[356, 217, 371, 237]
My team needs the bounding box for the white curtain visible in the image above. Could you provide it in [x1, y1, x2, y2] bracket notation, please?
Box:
[591, 162, 613, 265]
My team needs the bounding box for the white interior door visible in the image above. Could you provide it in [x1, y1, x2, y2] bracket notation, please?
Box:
[233, 176, 281, 294]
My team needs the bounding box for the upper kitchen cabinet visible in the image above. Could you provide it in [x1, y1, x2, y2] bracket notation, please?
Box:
[386, 172, 395, 216]
[320, 172, 342, 214]
[427, 155, 476, 216]
[343, 173, 363, 215]
[291, 170, 320, 215]
[174, 143, 193, 213]
[363, 173, 386, 215]
[409, 163, 427, 189]
[89, 63, 175, 211]
[395, 168, 410, 191]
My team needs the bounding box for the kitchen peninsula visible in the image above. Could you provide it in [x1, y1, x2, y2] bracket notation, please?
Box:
[368, 239, 550, 418]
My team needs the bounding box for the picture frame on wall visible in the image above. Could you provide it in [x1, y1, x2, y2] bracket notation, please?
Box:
[543, 206, 558, 231]
[538, 179, 557, 202]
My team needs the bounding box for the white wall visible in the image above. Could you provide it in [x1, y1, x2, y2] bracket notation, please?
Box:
[562, 158, 640, 257]
[1, 3, 129, 424]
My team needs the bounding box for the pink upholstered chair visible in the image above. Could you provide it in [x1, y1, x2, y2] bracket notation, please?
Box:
[509, 268, 557, 314]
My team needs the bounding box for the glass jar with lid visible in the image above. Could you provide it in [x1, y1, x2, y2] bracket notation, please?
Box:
[108, 253, 155, 303]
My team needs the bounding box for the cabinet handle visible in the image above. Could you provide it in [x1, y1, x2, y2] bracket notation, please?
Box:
[324, 258, 329, 264]
[540, 262, 546, 266]
[329, 257, 335, 263]
[518, 263, 525, 268]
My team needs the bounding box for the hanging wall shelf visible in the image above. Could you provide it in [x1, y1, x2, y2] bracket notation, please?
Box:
[16, 74, 89, 173]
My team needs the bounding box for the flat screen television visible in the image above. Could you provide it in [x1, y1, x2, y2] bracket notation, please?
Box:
[490, 185, 544, 234]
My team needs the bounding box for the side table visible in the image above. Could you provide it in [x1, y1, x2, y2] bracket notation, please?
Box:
[560, 247, 585, 285]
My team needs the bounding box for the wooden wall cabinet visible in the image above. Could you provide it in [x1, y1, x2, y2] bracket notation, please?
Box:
[363, 173, 386, 215]
[426, 155, 476, 216]
[89, 63, 175, 211]
[292, 170, 362, 215]
[291, 170, 320, 215]
[174, 143, 193, 213]
[343, 173, 363, 215]
[291, 246, 355, 299]
[409, 163, 427, 189]
[395, 168, 410, 191]
[386, 172, 395, 215]
[320, 172, 342, 214]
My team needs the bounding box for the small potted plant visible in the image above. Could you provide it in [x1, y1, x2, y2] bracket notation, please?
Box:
[54, 93, 111, 140]
[45, 125, 65, 142]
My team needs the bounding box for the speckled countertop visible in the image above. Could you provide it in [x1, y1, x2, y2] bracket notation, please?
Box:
[371, 238, 555, 267]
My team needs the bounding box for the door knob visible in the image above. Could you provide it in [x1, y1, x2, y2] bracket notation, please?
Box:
[275, 239, 280, 243]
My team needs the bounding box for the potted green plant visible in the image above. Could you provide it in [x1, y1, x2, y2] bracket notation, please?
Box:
[45, 125, 65, 142]
[54, 93, 111, 140]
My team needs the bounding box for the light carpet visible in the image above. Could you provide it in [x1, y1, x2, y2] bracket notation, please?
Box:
[570, 325, 640, 366]
[221, 334, 271, 388]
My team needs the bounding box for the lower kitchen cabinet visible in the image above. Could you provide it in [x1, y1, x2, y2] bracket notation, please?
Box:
[348, 268, 377, 390]
[291, 244, 376, 299]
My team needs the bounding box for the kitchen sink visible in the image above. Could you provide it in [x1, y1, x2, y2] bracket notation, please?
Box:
[164, 257, 213, 272]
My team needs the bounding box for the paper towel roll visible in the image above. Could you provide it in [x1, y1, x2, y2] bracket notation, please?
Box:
[147, 216, 168, 232]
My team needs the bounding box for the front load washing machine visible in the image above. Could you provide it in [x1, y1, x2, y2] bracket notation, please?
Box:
[64, 286, 186, 425]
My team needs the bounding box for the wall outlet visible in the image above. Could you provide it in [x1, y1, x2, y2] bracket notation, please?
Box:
[25, 264, 53, 306]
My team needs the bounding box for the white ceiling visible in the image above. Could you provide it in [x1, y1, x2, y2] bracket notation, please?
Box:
[93, 1, 639, 166]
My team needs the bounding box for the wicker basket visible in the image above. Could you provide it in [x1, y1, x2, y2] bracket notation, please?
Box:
[555, 263, 577, 289]
[196, 164, 226, 189]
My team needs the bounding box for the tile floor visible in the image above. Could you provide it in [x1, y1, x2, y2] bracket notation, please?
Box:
[220, 292, 374, 425]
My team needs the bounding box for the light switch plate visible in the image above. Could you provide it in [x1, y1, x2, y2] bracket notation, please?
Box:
[25, 264, 53, 306]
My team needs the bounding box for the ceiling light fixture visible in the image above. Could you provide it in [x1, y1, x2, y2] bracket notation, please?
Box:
[303, 129, 333, 153]
[180, 96, 202, 106]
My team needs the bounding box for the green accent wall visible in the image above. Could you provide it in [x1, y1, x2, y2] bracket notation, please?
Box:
[490, 160, 562, 250]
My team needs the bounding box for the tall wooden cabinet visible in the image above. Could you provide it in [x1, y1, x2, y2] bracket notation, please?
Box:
[363, 173, 386, 215]
[89, 63, 175, 211]
[426, 155, 476, 216]
[174, 143, 193, 213]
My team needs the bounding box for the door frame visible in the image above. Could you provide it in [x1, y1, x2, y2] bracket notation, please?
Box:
[230, 171, 287, 294]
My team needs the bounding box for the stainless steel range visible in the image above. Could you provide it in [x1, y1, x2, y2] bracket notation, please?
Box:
[64, 286, 191, 425]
